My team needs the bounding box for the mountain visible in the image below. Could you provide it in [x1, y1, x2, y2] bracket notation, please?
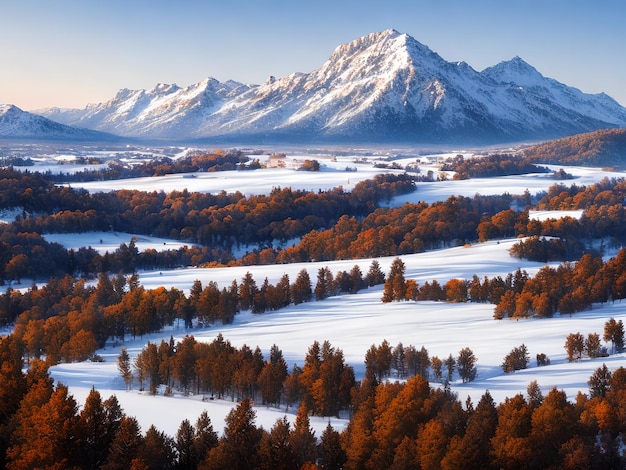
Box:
[0, 104, 114, 140]
[37, 29, 626, 143]
[40, 78, 252, 139]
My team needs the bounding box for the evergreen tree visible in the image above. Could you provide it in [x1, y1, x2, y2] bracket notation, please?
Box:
[490, 394, 533, 469]
[275, 273, 291, 308]
[382, 257, 407, 302]
[117, 347, 133, 391]
[102, 416, 144, 470]
[289, 404, 317, 467]
[457, 347, 477, 383]
[239, 272, 258, 311]
[7, 383, 81, 470]
[176, 419, 197, 470]
[564, 332, 585, 362]
[138, 425, 176, 470]
[442, 391, 497, 469]
[431, 355, 443, 382]
[174, 335, 197, 395]
[194, 410, 218, 464]
[585, 332, 602, 359]
[318, 424, 346, 470]
[501, 344, 530, 373]
[257, 344, 288, 406]
[0, 335, 27, 466]
[528, 387, 578, 468]
[291, 269, 312, 305]
[315, 267, 334, 301]
[215, 397, 263, 470]
[603, 318, 625, 354]
[444, 354, 456, 383]
[588, 363, 612, 399]
[348, 264, 364, 294]
[526, 380, 544, 409]
[258, 417, 297, 470]
[365, 259, 385, 286]
[78, 387, 113, 469]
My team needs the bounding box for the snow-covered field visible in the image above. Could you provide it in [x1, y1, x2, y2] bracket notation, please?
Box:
[11, 147, 626, 438]
[43, 231, 197, 255]
[49, 238, 626, 438]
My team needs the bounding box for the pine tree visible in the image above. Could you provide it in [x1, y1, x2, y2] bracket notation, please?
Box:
[528, 387, 578, 468]
[318, 424, 346, 470]
[603, 318, 625, 354]
[382, 257, 407, 302]
[289, 404, 317, 467]
[117, 347, 133, 391]
[102, 416, 144, 470]
[7, 383, 81, 470]
[501, 344, 530, 373]
[457, 347, 477, 383]
[194, 410, 218, 463]
[349, 265, 364, 294]
[564, 332, 585, 362]
[490, 394, 533, 469]
[257, 344, 288, 406]
[138, 425, 176, 470]
[526, 380, 544, 409]
[176, 419, 197, 470]
[444, 354, 456, 383]
[442, 391, 497, 469]
[174, 335, 197, 395]
[239, 272, 258, 311]
[78, 387, 111, 469]
[291, 269, 312, 305]
[315, 266, 333, 301]
[219, 397, 263, 470]
[585, 333, 602, 359]
[588, 363, 612, 399]
[258, 417, 297, 470]
[366, 259, 386, 286]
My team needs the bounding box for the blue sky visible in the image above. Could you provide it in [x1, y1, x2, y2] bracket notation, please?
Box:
[2, 0, 625, 110]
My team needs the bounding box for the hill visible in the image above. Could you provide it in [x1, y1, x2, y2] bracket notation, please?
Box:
[521, 128, 626, 168]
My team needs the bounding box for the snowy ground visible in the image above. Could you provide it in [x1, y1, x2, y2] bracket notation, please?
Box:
[8, 146, 626, 438]
[42, 231, 197, 255]
[48, 238, 626, 438]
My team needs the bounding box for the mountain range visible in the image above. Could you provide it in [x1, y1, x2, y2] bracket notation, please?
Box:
[0, 104, 113, 141]
[11, 29, 626, 143]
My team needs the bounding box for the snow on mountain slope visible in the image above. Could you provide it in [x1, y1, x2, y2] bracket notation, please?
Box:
[36, 29, 626, 143]
[41, 79, 253, 138]
[0, 104, 113, 140]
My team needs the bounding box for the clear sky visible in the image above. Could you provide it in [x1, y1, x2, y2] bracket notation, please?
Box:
[2, 0, 625, 110]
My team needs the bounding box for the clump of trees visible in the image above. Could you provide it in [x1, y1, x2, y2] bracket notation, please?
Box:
[441, 153, 551, 179]
[4, 323, 626, 468]
[563, 319, 623, 362]
[127, 336, 355, 416]
[502, 344, 530, 373]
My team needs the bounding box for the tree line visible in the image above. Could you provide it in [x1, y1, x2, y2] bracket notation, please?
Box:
[441, 153, 551, 179]
[1, 259, 389, 362]
[5, 168, 626, 287]
[520, 127, 626, 168]
[7, 243, 626, 367]
[2, 332, 626, 469]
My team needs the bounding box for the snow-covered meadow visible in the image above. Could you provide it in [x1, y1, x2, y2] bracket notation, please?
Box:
[11, 147, 626, 438]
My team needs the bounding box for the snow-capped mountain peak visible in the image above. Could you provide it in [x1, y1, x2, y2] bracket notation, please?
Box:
[35, 30, 626, 143]
[0, 104, 112, 140]
[482, 56, 545, 86]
